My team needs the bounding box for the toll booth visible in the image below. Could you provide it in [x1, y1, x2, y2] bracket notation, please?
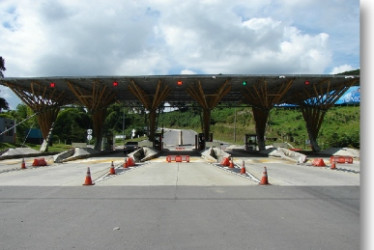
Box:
[154, 132, 163, 150]
[245, 134, 257, 151]
[195, 133, 213, 150]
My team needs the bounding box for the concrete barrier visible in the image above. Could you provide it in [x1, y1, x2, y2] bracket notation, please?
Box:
[128, 147, 159, 162]
[53, 149, 75, 163]
[264, 147, 307, 163]
[53, 148, 100, 163]
[201, 147, 230, 163]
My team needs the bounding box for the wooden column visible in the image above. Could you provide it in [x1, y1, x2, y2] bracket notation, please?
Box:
[68, 81, 116, 151]
[4, 81, 67, 152]
[242, 79, 293, 150]
[187, 80, 231, 141]
[128, 80, 170, 141]
[297, 79, 356, 152]
[252, 107, 269, 151]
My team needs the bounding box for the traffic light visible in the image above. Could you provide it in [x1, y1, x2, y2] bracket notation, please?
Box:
[113, 81, 118, 87]
[50, 82, 55, 88]
[177, 80, 183, 86]
[242, 81, 247, 86]
[304, 80, 310, 85]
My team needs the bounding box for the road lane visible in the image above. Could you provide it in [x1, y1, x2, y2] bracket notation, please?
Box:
[231, 157, 360, 186]
[0, 159, 124, 186]
[0, 149, 360, 249]
[96, 162, 255, 186]
[0, 185, 359, 250]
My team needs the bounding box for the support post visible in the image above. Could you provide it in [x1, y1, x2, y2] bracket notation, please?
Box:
[148, 109, 157, 142]
[252, 107, 269, 151]
[92, 108, 107, 151]
[202, 108, 211, 142]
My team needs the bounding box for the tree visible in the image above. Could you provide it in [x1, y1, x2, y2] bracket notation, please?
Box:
[0, 56, 5, 78]
[0, 98, 9, 112]
[0, 56, 9, 112]
[53, 107, 91, 143]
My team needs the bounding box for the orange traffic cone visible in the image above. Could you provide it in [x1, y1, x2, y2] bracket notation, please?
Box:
[259, 167, 269, 185]
[21, 158, 26, 169]
[229, 157, 234, 168]
[109, 161, 116, 175]
[330, 162, 336, 170]
[123, 158, 128, 168]
[83, 167, 94, 186]
[312, 158, 326, 167]
[127, 157, 135, 167]
[240, 161, 246, 174]
[221, 157, 230, 166]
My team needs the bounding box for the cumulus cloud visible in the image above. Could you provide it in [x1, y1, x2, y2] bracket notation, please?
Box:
[330, 64, 355, 74]
[0, 0, 359, 77]
[0, 0, 360, 107]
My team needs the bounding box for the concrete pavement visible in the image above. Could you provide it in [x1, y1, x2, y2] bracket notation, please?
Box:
[0, 185, 359, 250]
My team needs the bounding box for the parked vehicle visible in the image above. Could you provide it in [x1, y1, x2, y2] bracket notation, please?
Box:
[124, 141, 139, 153]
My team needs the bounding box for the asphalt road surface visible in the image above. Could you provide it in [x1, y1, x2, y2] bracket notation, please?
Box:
[0, 157, 360, 250]
[0, 129, 360, 250]
[0, 185, 359, 250]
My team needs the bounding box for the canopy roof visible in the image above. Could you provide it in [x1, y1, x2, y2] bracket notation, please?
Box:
[0, 74, 359, 108]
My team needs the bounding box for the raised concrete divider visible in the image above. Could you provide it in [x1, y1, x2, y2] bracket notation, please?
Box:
[128, 147, 160, 162]
[201, 147, 230, 163]
[53, 148, 101, 163]
[262, 147, 307, 163]
[53, 149, 75, 163]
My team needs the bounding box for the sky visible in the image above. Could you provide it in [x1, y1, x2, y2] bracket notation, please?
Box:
[0, 0, 360, 109]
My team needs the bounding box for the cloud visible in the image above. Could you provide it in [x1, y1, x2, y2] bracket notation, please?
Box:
[330, 64, 355, 74]
[0, 0, 360, 108]
[0, 0, 359, 77]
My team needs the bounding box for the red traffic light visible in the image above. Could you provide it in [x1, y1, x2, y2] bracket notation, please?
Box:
[177, 80, 183, 86]
[304, 80, 310, 85]
[50, 82, 55, 88]
[113, 81, 118, 87]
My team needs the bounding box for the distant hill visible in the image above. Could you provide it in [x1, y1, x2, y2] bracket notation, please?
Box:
[336, 69, 360, 75]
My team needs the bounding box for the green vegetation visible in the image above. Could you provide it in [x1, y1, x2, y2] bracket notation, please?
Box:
[0, 101, 359, 152]
[159, 105, 360, 150]
[24, 143, 73, 152]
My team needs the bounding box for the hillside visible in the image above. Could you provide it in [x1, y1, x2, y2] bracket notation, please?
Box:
[158, 105, 360, 150]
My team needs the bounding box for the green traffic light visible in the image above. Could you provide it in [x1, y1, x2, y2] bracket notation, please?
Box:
[242, 81, 247, 86]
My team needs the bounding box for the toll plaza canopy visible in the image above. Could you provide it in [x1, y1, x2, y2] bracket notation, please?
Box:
[0, 74, 359, 107]
[0, 74, 360, 152]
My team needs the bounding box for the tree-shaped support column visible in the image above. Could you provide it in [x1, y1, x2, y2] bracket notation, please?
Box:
[242, 79, 293, 151]
[68, 81, 116, 151]
[298, 79, 356, 152]
[4, 81, 67, 152]
[128, 80, 171, 142]
[186, 80, 231, 141]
